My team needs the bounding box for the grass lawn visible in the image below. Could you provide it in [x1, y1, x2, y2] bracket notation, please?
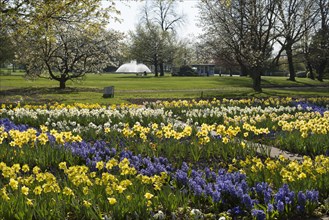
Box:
[1, 72, 328, 104]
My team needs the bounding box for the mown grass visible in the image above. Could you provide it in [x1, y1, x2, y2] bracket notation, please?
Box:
[1, 72, 328, 104]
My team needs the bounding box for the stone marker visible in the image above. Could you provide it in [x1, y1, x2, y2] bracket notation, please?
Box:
[103, 86, 114, 98]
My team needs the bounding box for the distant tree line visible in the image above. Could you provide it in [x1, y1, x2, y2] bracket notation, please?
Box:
[198, 0, 329, 91]
[1, 0, 328, 91]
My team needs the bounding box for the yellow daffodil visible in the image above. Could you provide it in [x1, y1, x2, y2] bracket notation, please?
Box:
[33, 186, 42, 195]
[108, 197, 117, 205]
[21, 186, 29, 196]
[144, 192, 154, 200]
[96, 161, 104, 170]
[63, 187, 74, 196]
[26, 198, 33, 206]
[22, 164, 30, 172]
[83, 200, 92, 208]
[9, 178, 18, 190]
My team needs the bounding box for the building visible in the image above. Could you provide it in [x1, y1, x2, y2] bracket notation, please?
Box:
[191, 64, 215, 76]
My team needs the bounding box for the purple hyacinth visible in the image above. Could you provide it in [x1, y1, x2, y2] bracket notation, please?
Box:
[306, 190, 319, 203]
[293, 101, 328, 115]
[297, 191, 306, 208]
[251, 209, 266, 220]
[252, 182, 273, 204]
[242, 194, 253, 209]
[0, 118, 29, 131]
[274, 184, 295, 206]
[228, 206, 245, 215]
[267, 203, 274, 212]
[277, 200, 285, 213]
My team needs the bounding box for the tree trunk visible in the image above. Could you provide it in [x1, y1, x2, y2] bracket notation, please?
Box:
[286, 44, 296, 81]
[154, 65, 158, 77]
[154, 58, 159, 77]
[240, 64, 249, 76]
[59, 80, 66, 89]
[59, 74, 67, 89]
[159, 62, 164, 76]
[252, 72, 262, 92]
[317, 60, 327, 82]
[306, 61, 315, 80]
[304, 51, 314, 80]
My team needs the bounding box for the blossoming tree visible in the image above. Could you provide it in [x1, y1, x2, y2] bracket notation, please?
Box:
[3, 0, 123, 89]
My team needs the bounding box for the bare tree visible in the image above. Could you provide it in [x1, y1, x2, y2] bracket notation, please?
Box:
[139, 0, 185, 76]
[312, 0, 329, 81]
[143, 0, 185, 32]
[275, 0, 318, 81]
[199, 0, 277, 91]
[301, 19, 316, 80]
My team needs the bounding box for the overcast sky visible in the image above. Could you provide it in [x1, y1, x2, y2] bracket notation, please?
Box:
[106, 0, 202, 39]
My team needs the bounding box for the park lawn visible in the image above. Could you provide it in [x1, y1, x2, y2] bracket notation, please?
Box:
[0, 72, 252, 90]
[1, 72, 328, 104]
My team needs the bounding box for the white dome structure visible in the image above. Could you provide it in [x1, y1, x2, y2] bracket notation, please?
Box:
[116, 61, 151, 73]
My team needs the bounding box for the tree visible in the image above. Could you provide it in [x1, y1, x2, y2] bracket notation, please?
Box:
[197, 33, 240, 75]
[309, 26, 329, 81]
[17, 23, 122, 89]
[0, 30, 14, 66]
[0, 0, 30, 67]
[193, 38, 215, 65]
[142, 0, 185, 33]
[300, 23, 316, 80]
[199, 0, 277, 91]
[2, 0, 121, 88]
[114, 38, 132, 67]
[131, 0, 184, 76]
[311, 0, 329, 81]
[173, 38, 198, 67]
[299, 0, 329, 81]
[0, 0, 30, 26]
[275, 0, 317, 81]
[129, 23, 172, 77]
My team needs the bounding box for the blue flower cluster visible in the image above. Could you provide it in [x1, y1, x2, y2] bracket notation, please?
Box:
[62, 139, 173, 175]
[0, 118, 57, 144]
[293, 101, 328, 115]
[296, 190, 319, 213]
[64, 140, 117, 169]
[173, 165, 318, 218]
[0, 118, 29, 131]
[252, 182, 273, 205]
[119, 150, 174, 176]
[252, 183, 319, 219]
[251, 209, 266, 220]
[175, 164, 252, 206]
[274, 184, 295, 212]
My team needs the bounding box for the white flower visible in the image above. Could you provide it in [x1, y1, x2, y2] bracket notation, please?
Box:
[190, 209, 203, 219]
[153, 210, 165, 220]
[69, 121, 77, 127]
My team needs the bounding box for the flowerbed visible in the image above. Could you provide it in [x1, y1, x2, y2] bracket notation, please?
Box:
[0, 97, 329, 219]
